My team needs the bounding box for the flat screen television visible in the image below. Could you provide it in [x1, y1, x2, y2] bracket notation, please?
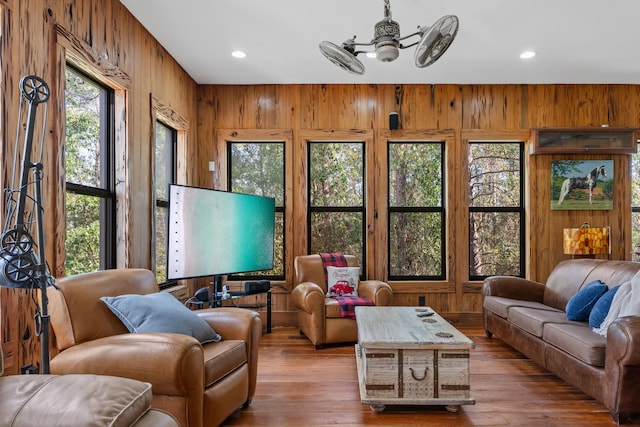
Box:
[166, 184, 275, 281]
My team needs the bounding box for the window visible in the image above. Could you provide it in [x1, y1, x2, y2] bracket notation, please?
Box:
[631, 144, 640, 256]
[388, 142, 445, 279]
[308, 142, 365, 265]
[468, 142, 524, 279]
[228, 142, 285, 278]
[64, 66, 115, 275]
[155, 121, 176, 284]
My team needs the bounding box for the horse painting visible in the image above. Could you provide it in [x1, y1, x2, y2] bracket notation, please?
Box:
[557, 165, 607, 205]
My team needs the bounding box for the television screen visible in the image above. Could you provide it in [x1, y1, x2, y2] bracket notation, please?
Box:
[167, 184, 275, 280]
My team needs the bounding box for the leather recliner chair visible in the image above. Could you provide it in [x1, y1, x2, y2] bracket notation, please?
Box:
[47, 269, 262, 427]
[291, 254, 393, 347]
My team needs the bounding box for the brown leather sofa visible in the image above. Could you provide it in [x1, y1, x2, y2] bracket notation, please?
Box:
[0, 374, 178, 426]
[47, 269, 262, 427]
[483, 259, 640, 424]
[292, 254, 393, 347]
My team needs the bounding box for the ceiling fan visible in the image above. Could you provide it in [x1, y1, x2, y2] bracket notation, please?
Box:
[319, 0, 459, 75]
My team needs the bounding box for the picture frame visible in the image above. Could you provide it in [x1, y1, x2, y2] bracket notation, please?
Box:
[551, 160, 613, 210]
[532, 127, 637, 154]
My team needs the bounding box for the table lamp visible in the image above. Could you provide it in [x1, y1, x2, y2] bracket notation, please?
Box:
[563, 222, 611, 259]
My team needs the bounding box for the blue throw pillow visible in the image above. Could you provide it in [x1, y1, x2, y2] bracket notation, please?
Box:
[565, 280, 608, 321]
[101, 292, 221, 344]
[588, 285, 621, 329]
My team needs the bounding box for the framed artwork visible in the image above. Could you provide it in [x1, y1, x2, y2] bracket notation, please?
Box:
[532, 127, 637, 154]
[551, 160, 613, 210]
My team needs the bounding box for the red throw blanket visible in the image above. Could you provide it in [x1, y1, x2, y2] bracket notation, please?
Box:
[333, 296, 373, 319]
[320, 253, 372, 318]
[320, 252, 348, 283]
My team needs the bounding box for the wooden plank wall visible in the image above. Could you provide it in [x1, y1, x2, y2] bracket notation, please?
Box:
[0, 0, 198, 374]
[199, 84, 639, 327]
[0, 0, 638, 373]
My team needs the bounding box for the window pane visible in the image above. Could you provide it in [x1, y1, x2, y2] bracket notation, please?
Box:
[469, 212, 521, 276]
[229, 142, 285, 278]
[309, 143, 363, 207]
[310, 212, 363, 262]
[469, 143, 521, 207]
[65, 192, 101, 275]
[388, 142, 444, 279]
[64, 66, 115, 273]
[65, 68, 103, 188]
[632, 146, 640, 251]
[155, 122, 174, 201]
[389, 212, 442, 276]
[389, 143, 442, 207]
[155, 206, 167, 283]
[230, 143, 284, 204]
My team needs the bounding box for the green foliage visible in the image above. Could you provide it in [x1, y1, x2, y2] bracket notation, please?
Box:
[230, 143, 285, 276]
[469, 143, 522, 277]
[64, 68, 103, 274]
[65, 193, 100, 275]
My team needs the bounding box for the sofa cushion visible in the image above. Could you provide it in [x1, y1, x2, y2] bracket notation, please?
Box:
[589, 285, 621, 329]
[543, 322, 607, 366]
[508, 306, 575, 337]
[202, 340, 247, 388]
[484, 296, 562, 319]
[0, 374, 153, 426]
[565, 280, 608, 321]
[101, 292, 221, 344]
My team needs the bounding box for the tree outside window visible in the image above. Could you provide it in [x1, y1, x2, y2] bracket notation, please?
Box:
[228, 142, 285, 278]
[64, 66, 115, 275]
[468, 142, 524, 279]
[388, 142, 445, 279]
[155, 121, 176, 284]
[308, 142, 364, 265]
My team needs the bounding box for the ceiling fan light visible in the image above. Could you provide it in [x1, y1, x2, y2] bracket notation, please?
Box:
[376, 41, 399, 62]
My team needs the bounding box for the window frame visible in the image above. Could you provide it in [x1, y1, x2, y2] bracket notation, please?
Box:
[467, 140, 525, 281]
[226, 140, 286, 281]
[387, 141, 446, 281]
[64, 64, 116, 272]
[154, 120, 177, 285]
[306, 140, 367, 275]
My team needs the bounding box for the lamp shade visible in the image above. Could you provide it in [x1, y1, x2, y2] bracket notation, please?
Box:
[563, 225, 611, 256]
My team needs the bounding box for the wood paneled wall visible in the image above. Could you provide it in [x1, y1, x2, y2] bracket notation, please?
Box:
[0, 0, 198, 374]
[199, 84, 639, 327]
[1, 0, 638, 373]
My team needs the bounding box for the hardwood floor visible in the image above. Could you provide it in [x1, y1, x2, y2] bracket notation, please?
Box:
[225, 326, 640, 427]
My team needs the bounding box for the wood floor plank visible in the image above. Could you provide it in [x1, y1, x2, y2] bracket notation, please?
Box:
[223, 326, 640, 426]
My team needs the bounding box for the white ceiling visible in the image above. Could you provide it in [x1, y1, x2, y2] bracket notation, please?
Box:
[119, 0, 640, 85]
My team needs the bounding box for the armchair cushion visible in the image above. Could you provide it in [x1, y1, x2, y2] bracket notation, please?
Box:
[101, 292, 221, 344]
[326, 266, 360, 296]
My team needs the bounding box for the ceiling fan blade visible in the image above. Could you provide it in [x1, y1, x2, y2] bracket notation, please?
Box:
[414, 15, 459, 68]
[319, 41, 365, 75]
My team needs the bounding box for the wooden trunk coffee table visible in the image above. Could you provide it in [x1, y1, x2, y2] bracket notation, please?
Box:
[355, 306, 475, 412]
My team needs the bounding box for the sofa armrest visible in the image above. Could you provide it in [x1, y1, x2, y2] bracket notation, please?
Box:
[607, 316, 640, 365]
[291, 282, 326, 314]
[197, 307, 262, 401]
[50, 333, 204, 397]
[604, 316, 640, 414]
[358, 280, 393, 306]
[483, 276, 546, 302]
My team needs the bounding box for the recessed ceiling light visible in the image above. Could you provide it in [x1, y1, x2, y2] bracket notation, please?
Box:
[520, 51, 536, 59]
[366, 52, 377, 59]
[231, 50, 247, 59]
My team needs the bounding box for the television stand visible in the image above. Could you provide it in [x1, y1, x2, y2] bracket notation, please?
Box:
[212, 289, 272, 334]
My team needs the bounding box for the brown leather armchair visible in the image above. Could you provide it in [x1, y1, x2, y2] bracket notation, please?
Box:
[291, 254, 393, 347]
[47, 269, 262, 427]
